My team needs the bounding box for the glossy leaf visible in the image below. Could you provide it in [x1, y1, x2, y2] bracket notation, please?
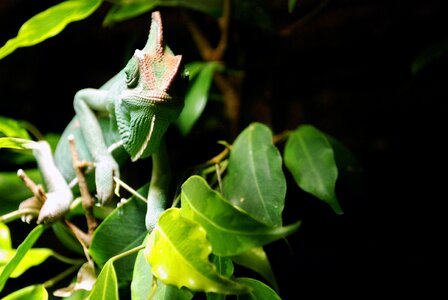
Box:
[0, 0, 102, 60]
[207, 256, 234, 300]
[152, 281, 194, 300]
[103, 0, 223, 25]
[9, 248, 53, 278]
[130, 247, 153, 300]
[89, 188, 147, 281]
[181, 176, 300, 257]
[88, 260, 118, 300]
[0, 225, 46, 292]
[232, 247, 278, 291]
[236, 278, 281, 300]
[51, 222, 84, 255]
[0, 137, 37, 150]
[0, 223, 11, 250]
[1, 284, 48, 300]
[0, 116, 30, 139]
[176, 62, 221, 136]
[284, 125, 343, 214]
[223, 123, 286, 227]
[145, 208, 249, 295]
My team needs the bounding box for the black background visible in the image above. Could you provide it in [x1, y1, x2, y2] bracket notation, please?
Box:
[0, 0, 446, 299]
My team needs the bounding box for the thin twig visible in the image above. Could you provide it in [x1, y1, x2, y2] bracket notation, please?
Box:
[68, 134, 97, 235]
[17, 169, 46, 203]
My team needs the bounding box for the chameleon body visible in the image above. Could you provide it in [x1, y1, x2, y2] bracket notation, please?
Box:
[23, 11, 188, 230]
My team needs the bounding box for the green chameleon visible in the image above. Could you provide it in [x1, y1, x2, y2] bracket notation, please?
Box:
[20, 11, 188, 231]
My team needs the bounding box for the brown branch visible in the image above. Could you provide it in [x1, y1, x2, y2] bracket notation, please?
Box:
[183, 0, 241, 137]
[68, 134, 97, 236]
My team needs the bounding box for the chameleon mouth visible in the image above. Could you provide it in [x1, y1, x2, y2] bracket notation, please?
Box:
[130, 114, 157, 162]
[122, 90, 172, 103]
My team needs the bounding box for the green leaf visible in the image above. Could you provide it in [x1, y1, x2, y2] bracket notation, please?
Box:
[0, 138, 37, 150]
[103, 0, 223, 26]
[89, 190, 147, 282]
[326, 135, 365, 195]
[88, 260, 118, 300]
[51, 222, 84, 255]
[0, 116, 30, 139]
[152, 281, 194, 300]
[181, 176, 300, 257]
[1, 284, 48, 300]
[0, 169, 41, 216]
[145, 208, 249, 295]
[0, 223, 12, 250]
[130, 245, 153, 300]
[176, 62, 222, 136]
[232, 247, 278, 291]
[0, 225, 46, 292]
[222, 123, 286, 227]
[0, 0, 102, 60]
[284, 125, 343, 214]
[207, 256, 234, 300]
[288, 0, 297, 13]
[9, 248, 53, 278]
[236, 278, 281, 300]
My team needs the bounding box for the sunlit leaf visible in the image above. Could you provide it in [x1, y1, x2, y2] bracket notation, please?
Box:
[0, 0, 102, 59]
[0, 116, 30, 139]
[1, 284, 48, 300]
[89, 187, 147, 281]
[131, 245, 153, 300]
[0, 225, 46, 292]
[284, 125, 343, 214]
[10, 248, 53, 278]
[181, 176, 300, 257]
[232, 247, 278, 291]
[145, 208, 249, 295]
[103, 0, 223, 25]
[0, 137, 37, 150]
[0, 223, 11, 250]
[223, 123, 286, 227]
[236, 278, 281, 300]
[176, 62, 222, 136]
[88, 260, 118, 300]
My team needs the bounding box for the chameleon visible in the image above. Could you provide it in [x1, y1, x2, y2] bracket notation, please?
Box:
[20, 11, 188, 231]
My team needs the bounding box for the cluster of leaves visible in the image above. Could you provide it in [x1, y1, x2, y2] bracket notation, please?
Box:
[0, 0, 355, 299]
[1, 114, 348, 299]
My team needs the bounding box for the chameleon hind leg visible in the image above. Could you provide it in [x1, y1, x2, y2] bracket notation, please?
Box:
[21, 141, 73, 223]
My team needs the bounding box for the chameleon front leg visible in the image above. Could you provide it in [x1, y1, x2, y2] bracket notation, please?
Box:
[146, 138, 171, 231]
[74, 88, 120, 204]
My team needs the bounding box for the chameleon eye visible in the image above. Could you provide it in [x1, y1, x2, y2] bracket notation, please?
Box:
[124, 58, 139, 88]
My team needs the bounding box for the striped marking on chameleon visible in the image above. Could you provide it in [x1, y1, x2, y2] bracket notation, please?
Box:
[132, 114, 156, 162]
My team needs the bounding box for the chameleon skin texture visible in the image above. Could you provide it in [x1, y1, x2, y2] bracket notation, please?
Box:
[29, 11, 188, 224]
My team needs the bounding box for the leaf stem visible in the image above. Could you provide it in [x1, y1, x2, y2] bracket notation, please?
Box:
[43, 263, 82, 289]
[110, 244, 146, 263]
[0, 208, 40, 223]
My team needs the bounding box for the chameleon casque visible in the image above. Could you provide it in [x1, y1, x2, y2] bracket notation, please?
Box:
[21, 11, 188, 231]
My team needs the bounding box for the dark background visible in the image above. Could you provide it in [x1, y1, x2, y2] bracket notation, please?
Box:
[0, 0, 446, 299]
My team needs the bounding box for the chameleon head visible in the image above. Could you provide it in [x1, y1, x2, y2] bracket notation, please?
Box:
[115, 11, 188, 161]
